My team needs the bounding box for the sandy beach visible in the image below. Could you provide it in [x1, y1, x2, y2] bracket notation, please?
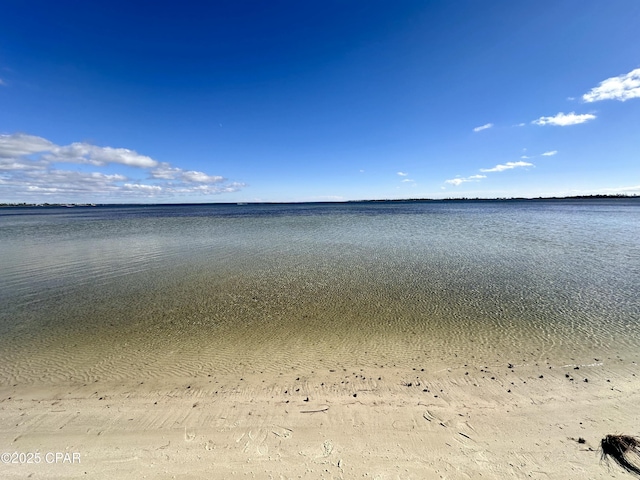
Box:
[2, 355, 639, 479]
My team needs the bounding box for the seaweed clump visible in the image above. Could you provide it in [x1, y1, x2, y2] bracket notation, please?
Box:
[601, 434, 640, 476]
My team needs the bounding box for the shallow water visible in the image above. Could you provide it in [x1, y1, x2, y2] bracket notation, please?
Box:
[1, 199, 639, 384]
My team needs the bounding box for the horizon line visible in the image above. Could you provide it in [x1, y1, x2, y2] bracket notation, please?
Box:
[2, 193, 638, 208]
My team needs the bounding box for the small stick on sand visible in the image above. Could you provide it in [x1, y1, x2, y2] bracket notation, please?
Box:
[300, 406, 329, 413]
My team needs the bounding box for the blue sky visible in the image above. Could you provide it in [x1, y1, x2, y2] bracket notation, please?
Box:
[1, 1, 639, 203]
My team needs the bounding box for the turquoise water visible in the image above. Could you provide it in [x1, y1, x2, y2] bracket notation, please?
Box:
[1, 200, 639, 384]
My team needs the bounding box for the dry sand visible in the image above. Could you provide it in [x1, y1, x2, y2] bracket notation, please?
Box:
[1, 357, 640, 479]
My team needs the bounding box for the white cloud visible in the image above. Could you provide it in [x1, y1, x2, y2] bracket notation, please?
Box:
[0, 78, 6, 86]
[444, 153, 537, 187]
[401, 178, 415, 183]
[397, 171, 408, 176]
[583, 68, 640, 102]
[444, 178, 464, 186]
[124, 183, 163, 192]
[0, 132, 243, 202]
[445, 174, 486, 186]
[1, 157, 48, 171]
[520, 150, 556, 159]
[0, 133, 54, 158]
[48, 143, 158, 168]
[0, 134, 157, 168]
[1, 168, 128, 196]
[480, 161, 533, 173]
[150, 162, 182, 180]
[532, 112, 596, 126]
[181, 170, 224, 183]
[473, 123, 493, 132]
[151, 163, 224, 184]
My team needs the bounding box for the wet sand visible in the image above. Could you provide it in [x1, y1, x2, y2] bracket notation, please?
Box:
[1, 355, 639, 479]
[2, 273, 639, 479]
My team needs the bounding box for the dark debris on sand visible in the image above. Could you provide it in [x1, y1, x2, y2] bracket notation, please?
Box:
[601, 434, 640, 477]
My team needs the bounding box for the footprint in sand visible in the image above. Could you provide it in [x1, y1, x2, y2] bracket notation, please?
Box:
[257, 444, 268, 456]
[322, 440, 334, 457]
[184, 427, 196, 442]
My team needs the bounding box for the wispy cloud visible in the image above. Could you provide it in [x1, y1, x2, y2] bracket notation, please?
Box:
[445, 174, 486, 186]
[444, 156, 535, 187]
[0, 133, 54, 157]
[532, 112, 596, 126]
[0, 78, 6, 86]
[46, 143, 158, 168]
[480, 161, 533, 173]
[522, 150, 557, 159]
[583, 68, 640, 103]
[0, 133, 244, 201]
[473, 123, 493, 132]
[397, 171, 415, 184]
[150, 162, 223, 183]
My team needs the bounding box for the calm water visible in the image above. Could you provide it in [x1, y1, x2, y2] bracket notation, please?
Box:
[1, 200, 639, 384]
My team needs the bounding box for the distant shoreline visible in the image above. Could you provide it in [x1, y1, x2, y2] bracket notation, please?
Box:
[1, 193, 638, 208]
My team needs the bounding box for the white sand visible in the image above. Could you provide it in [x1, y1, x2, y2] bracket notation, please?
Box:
[1, 358, 639, 479]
